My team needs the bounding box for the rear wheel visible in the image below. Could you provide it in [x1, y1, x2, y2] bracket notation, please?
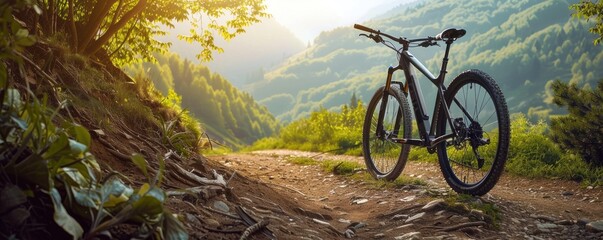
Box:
[362, 85, 412, 181]
[436, 70, 510, 196]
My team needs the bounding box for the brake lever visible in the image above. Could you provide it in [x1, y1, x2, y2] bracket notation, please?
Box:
[359, 33, 383, 43]
[418, 40, 440, 48]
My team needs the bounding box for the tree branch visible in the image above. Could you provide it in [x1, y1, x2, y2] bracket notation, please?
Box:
[68, 0, 77, 52]
[77, 0, 116, 53]
[83, 0, 147, 56]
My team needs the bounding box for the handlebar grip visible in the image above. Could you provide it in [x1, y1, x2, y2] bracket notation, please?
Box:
[354, 24, 377, 34]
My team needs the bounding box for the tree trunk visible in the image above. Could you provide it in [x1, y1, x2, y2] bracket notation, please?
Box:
[77, 0, 117, 54]
[83, 0, 147, 56]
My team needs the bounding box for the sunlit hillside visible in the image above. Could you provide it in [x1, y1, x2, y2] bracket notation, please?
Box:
[247, 0, 603, 122]
[161, 18, 305, 88]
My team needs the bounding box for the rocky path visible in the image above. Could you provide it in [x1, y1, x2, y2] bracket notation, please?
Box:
[209, 150, 603, 239]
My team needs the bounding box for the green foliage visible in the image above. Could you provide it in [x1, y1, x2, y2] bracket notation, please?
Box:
[571, 0, 603, 45]
[127, 52, 280, 147]
[287, 157, 318, 166]
[249, 100, 364, 154]
[0, 86, 187, 239]
[15, 0, 268, 64]
[285, 157, 426, 188]
[549, 80, 603, 167]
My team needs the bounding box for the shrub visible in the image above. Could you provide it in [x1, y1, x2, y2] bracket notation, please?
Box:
[549, 80, 603, 167]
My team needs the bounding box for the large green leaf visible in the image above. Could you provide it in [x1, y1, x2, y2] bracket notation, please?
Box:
[162, 210, 189, 240]
[130, 184, 165, 223]
[50, 188, 84, 240]
[72, 188, 100, 208]
[70, 124, 91, 148]
[68, 139, 87, 155]
[10, 153, 50, 189]
[43, 133, 69, 160]
[130, 153, 149, 180]
[59, 167, 90, 187]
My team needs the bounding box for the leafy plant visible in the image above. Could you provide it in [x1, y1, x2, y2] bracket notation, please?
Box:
[549, 80, 603, 167]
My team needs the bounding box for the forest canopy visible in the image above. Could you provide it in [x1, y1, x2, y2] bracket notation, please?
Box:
[14, 0, 268, 64]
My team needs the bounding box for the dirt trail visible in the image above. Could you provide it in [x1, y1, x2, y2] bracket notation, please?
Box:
[210, 150, 603, 239]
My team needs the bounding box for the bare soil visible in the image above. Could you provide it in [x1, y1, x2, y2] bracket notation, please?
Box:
[207, 150, 603, 239]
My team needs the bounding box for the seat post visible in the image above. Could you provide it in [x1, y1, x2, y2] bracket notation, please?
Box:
[438, 40, 454, 85]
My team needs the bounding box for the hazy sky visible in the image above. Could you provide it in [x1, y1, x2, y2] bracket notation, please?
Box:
[265, 0, 397, 43]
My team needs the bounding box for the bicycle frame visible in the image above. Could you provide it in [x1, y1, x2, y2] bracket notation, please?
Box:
[378, 39, 460, 149]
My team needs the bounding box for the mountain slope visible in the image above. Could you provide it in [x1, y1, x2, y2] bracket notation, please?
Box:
[127, 53, 280, 147]
[162, 18, 306, 88]
[248, 0, 603, 122]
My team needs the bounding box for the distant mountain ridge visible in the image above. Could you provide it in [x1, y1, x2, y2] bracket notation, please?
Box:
[247, 0, 603, 122]
[162, 18, 305, 88]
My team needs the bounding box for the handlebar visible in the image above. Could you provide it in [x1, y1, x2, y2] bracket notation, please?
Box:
[354, 23, 460, 48]
[353, 24, 378, 34]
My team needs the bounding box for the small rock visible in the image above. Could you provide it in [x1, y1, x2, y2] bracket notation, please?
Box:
[405, 212, 425, 223]
[531, 214, 556, 222]
[212, 201, 230, 213]
[395, 232, 421, 240]
[92, 129, 105, 137]
[185, 213, 201, 226]
[374, 233, 385, 239]
[353, 199, 369, 204]
[578, 219, 590, 226]
[449, 215, 470, 222]
[435, 210, 446, 216]
[400, 195, 416, 202]
[344, 229, 355, 239]
[537, 223, 559, 230]
[422, 199, 445, 211]
[511, 218, 521, 224]
[587, 186, 594, 190]
[391, 214, 408, 221]
[339, 218, 351, 224]
[206, 218, 220, 228]
[586, 220, 603, 232]
[562, 191, 574, 196]
[348, 222, 367, 230]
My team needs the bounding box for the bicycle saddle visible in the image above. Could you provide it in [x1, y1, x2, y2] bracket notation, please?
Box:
[435, 28, 466, 40]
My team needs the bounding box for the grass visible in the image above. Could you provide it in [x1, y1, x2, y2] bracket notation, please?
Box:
[285, 157, 427, 189]
[443, 193, 502, 227]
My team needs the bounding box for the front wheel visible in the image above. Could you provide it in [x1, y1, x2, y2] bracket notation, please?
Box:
[362, 85, 412, 181]
[436, 70, 510, 196]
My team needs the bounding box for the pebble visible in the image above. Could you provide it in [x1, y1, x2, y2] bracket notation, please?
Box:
[405, 212, 425, 223]
[353, 199, 369, 204]
[338, 218, 351, 224]
[537, 223, 559, 230]
[562, 191, 574, 196]
[578, 219, 590, 226]
[348, 222, 367, 230]
[422, 199, 445, 211]
[391, 214, 409, 221]
[395, 232, 421, 240]
[374, 233, 385, 239]
[344, 229, 355, 239]
[400, 195, 416, 202]
[212, 201, 230, 213]
[586, 220, 603, 232]
[185, 213, 201, 226]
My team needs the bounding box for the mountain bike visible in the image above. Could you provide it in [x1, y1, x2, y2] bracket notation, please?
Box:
[354, 24, 509, 196]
